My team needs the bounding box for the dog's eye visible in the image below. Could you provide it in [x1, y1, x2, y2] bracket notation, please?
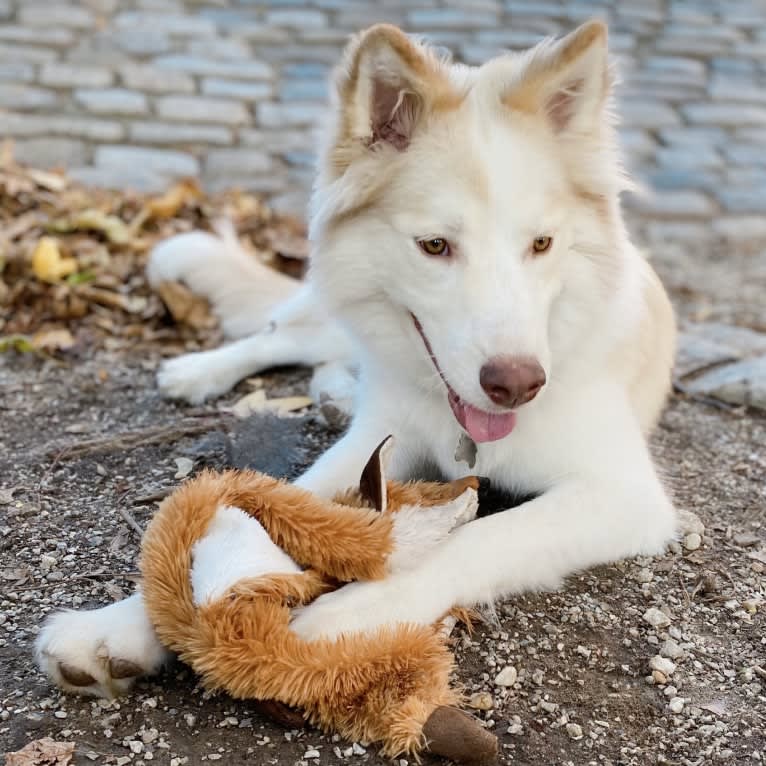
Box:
[417, 238, 450, 257]
[532, 236, 553, 254]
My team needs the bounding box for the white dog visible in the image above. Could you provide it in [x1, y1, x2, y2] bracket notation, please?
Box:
[37, 21, 677, 696]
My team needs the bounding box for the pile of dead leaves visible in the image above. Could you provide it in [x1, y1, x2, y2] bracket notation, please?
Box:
[0, 144, 308, 358]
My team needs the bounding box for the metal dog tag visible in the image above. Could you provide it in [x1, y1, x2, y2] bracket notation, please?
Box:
[454, 433, 477, 469]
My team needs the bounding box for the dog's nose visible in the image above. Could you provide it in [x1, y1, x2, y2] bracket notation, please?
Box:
[479, 356, 546, 409]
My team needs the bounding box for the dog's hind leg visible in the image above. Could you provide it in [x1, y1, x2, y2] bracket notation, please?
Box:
[157, 286, 355, 404]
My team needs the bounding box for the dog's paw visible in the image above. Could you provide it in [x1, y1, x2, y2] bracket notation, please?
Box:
[388, 488, 478, 573]
[36, 596, 170, 699]
[157, 351, 234, 404]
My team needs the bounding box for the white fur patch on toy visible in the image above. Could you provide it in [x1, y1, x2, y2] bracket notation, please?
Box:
[191, 505, 301, 606]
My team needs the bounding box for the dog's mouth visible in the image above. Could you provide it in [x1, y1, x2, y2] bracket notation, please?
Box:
[412, 315, 517, 443]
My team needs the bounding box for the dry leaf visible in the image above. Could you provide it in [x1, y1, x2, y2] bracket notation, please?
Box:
[267, 230, 310, 260]
[76, 285, 147, 314]
[147, 179, 202, 219]
[31, 237, 77, 283]
[156, 281, 216, 330]
[229, 389, 313, 418]
[5, 737, 75, 766]
[31, 328, 75, 352]
[27, 168, 67, 192]
[50, 209, 131, 245]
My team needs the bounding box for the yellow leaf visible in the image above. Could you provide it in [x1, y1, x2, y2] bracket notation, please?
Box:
[31, 328, 75, 351]
[147, 179, 202, 219]
[229, 390, 313, 418]
[31, 237, 77, 283]
[50, 209, 131, 244]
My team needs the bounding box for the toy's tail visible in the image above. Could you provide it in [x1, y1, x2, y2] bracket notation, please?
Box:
[139, 470, 462, 759]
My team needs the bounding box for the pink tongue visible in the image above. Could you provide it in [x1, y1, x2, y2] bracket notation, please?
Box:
[448, 392, 517, 443]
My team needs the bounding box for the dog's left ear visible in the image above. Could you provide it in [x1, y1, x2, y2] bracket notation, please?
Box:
[504, 21, 610, 134]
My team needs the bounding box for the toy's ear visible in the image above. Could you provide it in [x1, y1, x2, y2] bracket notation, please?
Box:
[359, 435, 394, 512]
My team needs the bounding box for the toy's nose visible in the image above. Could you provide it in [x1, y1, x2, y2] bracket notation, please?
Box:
[479, 356, 546, 409]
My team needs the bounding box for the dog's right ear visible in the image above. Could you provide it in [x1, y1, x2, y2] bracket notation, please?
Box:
[334, 25, 458, 155]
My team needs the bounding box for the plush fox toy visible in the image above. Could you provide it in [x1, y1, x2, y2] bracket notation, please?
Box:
[140, 437, 499, 764]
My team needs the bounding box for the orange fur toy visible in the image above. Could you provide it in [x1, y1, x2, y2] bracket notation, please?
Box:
[139, 438, 498, 763]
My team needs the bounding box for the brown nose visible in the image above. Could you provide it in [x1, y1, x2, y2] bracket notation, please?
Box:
[479, 356, 546, 409]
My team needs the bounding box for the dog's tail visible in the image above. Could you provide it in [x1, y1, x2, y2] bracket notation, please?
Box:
[146, 221, 300, 339]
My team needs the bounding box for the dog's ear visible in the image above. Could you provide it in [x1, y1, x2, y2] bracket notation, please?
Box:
[336, 24, 457, 152]
[504, 21, 610, 134]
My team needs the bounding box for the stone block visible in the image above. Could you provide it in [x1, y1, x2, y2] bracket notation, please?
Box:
[683, 103, 766, 126]
[156, 95, 250, 125]
[12, 138, 87, 168]
[256, 101, 327, 128]
[154, 55, 273, 80]
[205, 149, 272, 175]
[75, 88, 148, 116]
[619, 100, 680, 128]
[120, 65, 195, 94]
[264, 9, 328, 28]
[0, 84, 57, 109]
[129, 121, 233, 146]
[201, 78, 273, 101]
[0, 63, 35, 83]
[40, 64, 114, 89]
[19, 4, 95, 28]
[95, 145, 200, 176]
[0, 25, 73, 46]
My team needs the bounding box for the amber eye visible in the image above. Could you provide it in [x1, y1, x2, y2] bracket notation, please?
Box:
[532, 236, 553, 254]
[417, 238, 450, 257]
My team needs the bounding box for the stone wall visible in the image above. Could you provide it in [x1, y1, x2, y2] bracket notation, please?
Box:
[0, 0, 764, 224]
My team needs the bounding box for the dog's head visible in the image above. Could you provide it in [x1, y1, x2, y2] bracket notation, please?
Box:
[310, 22, 629, 443]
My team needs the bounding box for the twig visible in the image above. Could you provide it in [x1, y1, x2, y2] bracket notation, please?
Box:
[9, 570, 140, 592]
[118, 506, 144, 538]
[36, 446, 70, 511]
[44, 416, 227, 460]
[131, 487, 173, 505]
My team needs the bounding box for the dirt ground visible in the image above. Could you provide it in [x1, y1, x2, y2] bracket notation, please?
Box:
[1, 236, 765, 766]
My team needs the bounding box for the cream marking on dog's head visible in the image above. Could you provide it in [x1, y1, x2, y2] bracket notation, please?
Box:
[309, 22, 633, 440]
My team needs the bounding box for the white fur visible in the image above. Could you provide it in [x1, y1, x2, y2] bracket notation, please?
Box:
[191, 505, 302, 605]
[386, 488, 478, 575]
[38, 22, 678, 686]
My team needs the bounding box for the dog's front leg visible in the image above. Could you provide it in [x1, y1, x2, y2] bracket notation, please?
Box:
[291, 397, 678, 640]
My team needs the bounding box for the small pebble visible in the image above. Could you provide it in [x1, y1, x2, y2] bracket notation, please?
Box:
[650, 656, 677, 676]
[643, 607, 672, 628]
[566, 722, 583, 740]
[468, 692, 494, 711]
[304, 749, 320, 760]
[494, 666, 517, 687]
[683, 532, 702, 551]
[660, 638, 684, 660]
[677, 509, 705, 537]
[668, 697, 685, 714]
